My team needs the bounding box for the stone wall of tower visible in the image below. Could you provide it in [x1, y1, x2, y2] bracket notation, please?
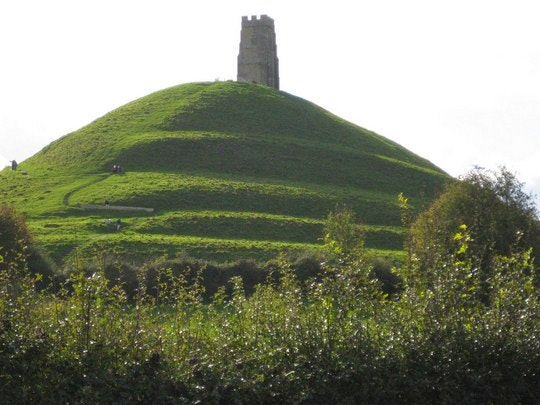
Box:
[237, 15, 280, 90]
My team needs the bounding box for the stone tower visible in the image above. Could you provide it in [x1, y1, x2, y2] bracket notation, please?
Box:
[237, 15, 280, 90]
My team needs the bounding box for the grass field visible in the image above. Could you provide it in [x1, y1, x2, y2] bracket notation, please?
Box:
[1, 81, 449, 267]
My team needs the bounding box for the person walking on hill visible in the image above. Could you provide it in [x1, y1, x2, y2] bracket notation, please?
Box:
[116, 218, 122, 231]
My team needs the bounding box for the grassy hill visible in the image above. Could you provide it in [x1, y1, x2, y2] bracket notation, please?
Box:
[1, 81, 450, 266]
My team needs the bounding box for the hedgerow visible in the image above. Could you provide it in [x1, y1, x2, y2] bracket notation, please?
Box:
[1, 224, 538, 403]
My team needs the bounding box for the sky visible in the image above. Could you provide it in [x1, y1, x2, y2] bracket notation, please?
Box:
[1, 0, 539, 208]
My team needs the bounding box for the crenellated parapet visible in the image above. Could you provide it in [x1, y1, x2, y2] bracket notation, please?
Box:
[241, 14, 275, 28]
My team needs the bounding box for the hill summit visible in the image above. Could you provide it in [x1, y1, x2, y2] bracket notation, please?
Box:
[3, 81, 449, 264]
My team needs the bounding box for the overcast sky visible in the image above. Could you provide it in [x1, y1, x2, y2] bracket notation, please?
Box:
[1, 0, 539, 208]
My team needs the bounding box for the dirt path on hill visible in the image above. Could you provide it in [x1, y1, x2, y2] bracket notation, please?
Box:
[63, 174, 109, 206]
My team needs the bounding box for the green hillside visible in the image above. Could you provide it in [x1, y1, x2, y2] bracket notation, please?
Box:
[1, 81, 450, 265]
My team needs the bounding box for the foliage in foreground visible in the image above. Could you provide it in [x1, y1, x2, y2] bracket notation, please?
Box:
[1, 227, 539, 403]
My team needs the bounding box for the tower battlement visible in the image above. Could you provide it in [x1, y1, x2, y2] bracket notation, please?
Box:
[237, 15, 280, 90]
[241, 14, 275, 27]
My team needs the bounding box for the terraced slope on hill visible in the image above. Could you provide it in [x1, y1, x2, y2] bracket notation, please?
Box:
[1, 81, 450, 265]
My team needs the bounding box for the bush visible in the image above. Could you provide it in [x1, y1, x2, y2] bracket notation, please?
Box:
[1, 200, 538, 402]
[0, 204, 54, 284]
[409, 167, 540, 275]
[0, 204, 33, 271]
[369, 256, 401, 296]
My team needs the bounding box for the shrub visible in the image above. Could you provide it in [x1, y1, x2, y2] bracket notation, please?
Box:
[0, 204, 54, 283]
[369, 256, 401, 296]
[0, 204, 33, 271]
[409, 167, 540, 279]
[1, 203, 538, 402]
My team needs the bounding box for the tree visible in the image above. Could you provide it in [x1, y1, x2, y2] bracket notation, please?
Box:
[409, 167, 540, 285]
[323, 205, 365, 259]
